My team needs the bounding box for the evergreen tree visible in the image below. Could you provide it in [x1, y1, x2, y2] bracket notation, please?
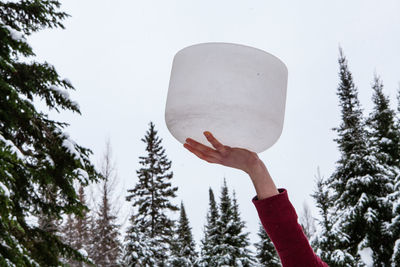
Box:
[124, 121, 178, 266]
[365, 74, 399, 265]
[0, 1, 100, 265]
[254, 222, 281, 267]
[230, 190, 256, 266]
[123, 213, 156, 267]
[199, 187, 220, 266]
[90, 141, 122, 266]
[388, 86, 400, 265]
[327, 48, 389, 266]
[311, 170, 354, 267]
[211, 179, 255, 266]
[169, 201, 198, 267]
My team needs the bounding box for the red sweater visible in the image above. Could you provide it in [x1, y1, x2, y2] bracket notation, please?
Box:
[252, 188, 329, 267]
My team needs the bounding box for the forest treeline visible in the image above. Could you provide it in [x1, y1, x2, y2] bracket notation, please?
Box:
[1, 0, 400, 266]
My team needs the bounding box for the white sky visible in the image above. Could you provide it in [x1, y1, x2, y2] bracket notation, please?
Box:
[29, 0, 400, 252]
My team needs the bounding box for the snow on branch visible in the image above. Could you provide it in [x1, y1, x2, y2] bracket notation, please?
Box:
[0, 134, 25, 160]
[2, 24, 26, 42]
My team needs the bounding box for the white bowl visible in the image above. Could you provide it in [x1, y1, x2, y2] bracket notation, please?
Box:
[165, 42, 288, 153]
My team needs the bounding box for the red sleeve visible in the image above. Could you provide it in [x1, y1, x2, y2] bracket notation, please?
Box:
[252, 188, 329, 267]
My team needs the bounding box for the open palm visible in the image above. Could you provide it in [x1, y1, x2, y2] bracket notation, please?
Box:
[183, 131, 260, 174]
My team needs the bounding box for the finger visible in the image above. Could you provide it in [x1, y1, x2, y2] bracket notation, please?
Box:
[203, 131, 227, 153]
[183, 143, 221, 164]
[185, 138, 221, 158]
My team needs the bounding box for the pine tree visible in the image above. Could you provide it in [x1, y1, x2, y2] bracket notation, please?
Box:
[0, 1, 100, 265]
[390, 180, 400, 265]
[199, 187, 220, 266]
[365, 74, 399, 265]
[124, 121, 178, 266]
[326, 48, 389, 266]
[388, 86, 400, 266]
[311, 169, 354, 267]
[90, 141, 122, 266]
[211, 179, 255, 266]
[169, 201, 198, 267]
[230, 190, 256, 266]
[123, 214, 156, 267]
[254, 222, 281, 267]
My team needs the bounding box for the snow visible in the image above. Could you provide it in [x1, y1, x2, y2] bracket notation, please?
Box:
[0, 134, 24, 160]
[392, 239, 400, 266]
[62, 139, 78, 157]
[71, 100, 80, 110]
[63, 78, 73, 86]
[50, 85, 70, 100]
[380, 137, 392, 145]
[74, 168, 89, 180]
[0, 181, 10, 197]
[78, 248, 88, 257]
[45, 155, 54, 167]
[25, 215, 39, 228]
[2, 25, 26, 42]
[61, 132, 85, 165]
[358, 246, 373, 266]
[364, 207, 376, 224]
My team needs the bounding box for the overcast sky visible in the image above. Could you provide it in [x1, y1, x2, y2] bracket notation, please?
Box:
[29, 0, 400, 251]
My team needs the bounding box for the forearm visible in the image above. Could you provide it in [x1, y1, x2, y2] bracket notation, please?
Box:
[247, 159, 279, 200]
[249, 160, 329, 267]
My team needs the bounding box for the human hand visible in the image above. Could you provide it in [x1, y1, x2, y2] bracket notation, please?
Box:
[183, 131, 260, 174]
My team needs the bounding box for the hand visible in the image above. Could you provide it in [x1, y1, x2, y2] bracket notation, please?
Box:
[183, 131, 260, 174]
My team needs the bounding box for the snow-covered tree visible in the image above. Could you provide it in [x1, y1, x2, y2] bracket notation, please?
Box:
[208, 179, 255, 266]
[388, 86, 400, 266]
[199, 187, 220, 266]
[89, 140, 122, 266]
[311, 169, 354, 267]
[0, 2, 100, 265]
[123, 214, 156, 267]
[327, 48, 392, 266]
[200, 181, 255, 266]
[365, 74, 399, 265]
[254, 222, 281, 267]
[124, 122, 178, 266]
[229, 190, 256, 266]
[169, 201, 198, 266]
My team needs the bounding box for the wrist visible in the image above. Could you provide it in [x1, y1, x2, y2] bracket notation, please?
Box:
[243, 153, 262, 175]
[246, 159, 279, 200]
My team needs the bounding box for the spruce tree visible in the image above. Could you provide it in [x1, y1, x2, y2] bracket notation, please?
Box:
[169, 201, 198, 267]
[311, 170, 354, 267]
[254, 222, 281, 267]
[124, 121, 178, 266]
[365, 74, 399, 265]
[0, 1, 100, 265]
[199, 187, 220, 266]
[230, 190, 256, 266]
[325, 48, 391, 266]
[90, 141, 122, 266]
[123, 213, 156, 267]
[388, 87, 400, 265]
[212, 179, 255, 266]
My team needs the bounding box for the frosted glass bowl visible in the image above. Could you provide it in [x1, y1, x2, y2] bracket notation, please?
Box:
[165, 42, 288, 153]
